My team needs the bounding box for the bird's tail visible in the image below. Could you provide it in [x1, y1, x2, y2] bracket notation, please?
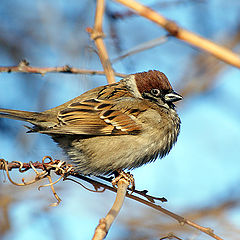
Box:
[0, 108, 42, 122]
[0, 108, 56, 133]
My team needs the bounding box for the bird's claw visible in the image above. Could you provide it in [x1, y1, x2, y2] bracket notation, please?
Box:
[112, 170, 135, 193]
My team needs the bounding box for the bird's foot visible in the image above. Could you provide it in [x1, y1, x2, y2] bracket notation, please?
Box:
[112, 170, 135, 193]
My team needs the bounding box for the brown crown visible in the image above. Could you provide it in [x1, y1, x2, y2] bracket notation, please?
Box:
[134, 70, 173, 94]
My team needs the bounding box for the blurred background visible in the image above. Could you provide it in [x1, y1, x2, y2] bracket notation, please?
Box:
[0, 0, 240, 239]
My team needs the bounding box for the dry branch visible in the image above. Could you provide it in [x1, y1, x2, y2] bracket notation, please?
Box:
[112, 35, 168, 63]
[0, 158, 224, 240]
[87, 0, 116, 84]
[92, 178, 129, 239]
[0, 60, 126, 78]
[0, 1, 233, 240]
[114, 0, 240, 68]
[179, 28, 240, 97]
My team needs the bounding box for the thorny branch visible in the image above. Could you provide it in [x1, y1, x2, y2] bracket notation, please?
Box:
[0, 158, 223, 240]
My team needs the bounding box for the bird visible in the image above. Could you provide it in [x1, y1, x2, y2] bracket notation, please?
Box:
[0, 70, 182, 176]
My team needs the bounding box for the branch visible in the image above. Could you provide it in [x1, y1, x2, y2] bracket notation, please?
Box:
[160, 233, 183, 240]
[112, 35, 168, 63]
[86, 0, 116, 84]
[114, 0, 240, 68]
[92, 178, 129, 239]
[0, 158, 224, 240]
[0, 60, 126, 78]
[178, 29, 240, 98]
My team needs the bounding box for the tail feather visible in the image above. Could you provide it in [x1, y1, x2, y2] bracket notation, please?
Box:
[0, 108, 57, 130]
[0, 108, 39, 122]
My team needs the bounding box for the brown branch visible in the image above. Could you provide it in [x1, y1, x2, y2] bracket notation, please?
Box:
[0, 60, 126, 78]
[0, 157, 72, 206]
[0, 158, 224, 240]
[86, 0, 116, 84]
[92, 178, 129, 239]
[126, 193, 223, 240]
[46, 175, 62, 207]
[114, 0, 240, 68]
[126, 194, 240, 238]
[178, 29, 240, 98]
[107, 0, 203, 20]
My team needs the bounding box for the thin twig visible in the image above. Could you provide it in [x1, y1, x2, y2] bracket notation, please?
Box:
[0, 159, 224, 240]
[0, 61, 126, 78]
[114, 0, 240, 68]
[66, 177, 105, 193]
[96, 175, 167, 203]
[92, 178, 129, 239]
[1, 159, 48, 186]
[0, 158, 68, 206]
[87, 0, 116, 84]
[160, 233, 183, 240]
[46, 175, 62, 207]
[126, 194, 223, 240]
[112, 35, 168, 63]
[70, 174, 223, 240]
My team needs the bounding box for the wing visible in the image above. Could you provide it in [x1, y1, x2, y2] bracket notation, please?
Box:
[39, 99, 144, 135]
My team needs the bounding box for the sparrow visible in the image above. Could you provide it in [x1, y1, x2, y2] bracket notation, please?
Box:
[0, 70, 182, 176]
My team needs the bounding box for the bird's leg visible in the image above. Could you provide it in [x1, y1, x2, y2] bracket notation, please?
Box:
[112, 169, 135, 192]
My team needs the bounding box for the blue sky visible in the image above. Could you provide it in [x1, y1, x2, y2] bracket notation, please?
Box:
[0, 0, 240, 239]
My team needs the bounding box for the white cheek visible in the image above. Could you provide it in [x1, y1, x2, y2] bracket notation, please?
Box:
[125, 75, 142, 98]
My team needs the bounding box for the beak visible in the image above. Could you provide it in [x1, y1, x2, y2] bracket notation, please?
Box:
[164, 91, 183, 103]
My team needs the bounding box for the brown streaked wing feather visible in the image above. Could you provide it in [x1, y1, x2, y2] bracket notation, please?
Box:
[39, 99, 143, 135]
[97, 83, 133, 100]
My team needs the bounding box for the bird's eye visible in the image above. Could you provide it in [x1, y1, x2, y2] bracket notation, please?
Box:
[151, 88, 161, 96]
